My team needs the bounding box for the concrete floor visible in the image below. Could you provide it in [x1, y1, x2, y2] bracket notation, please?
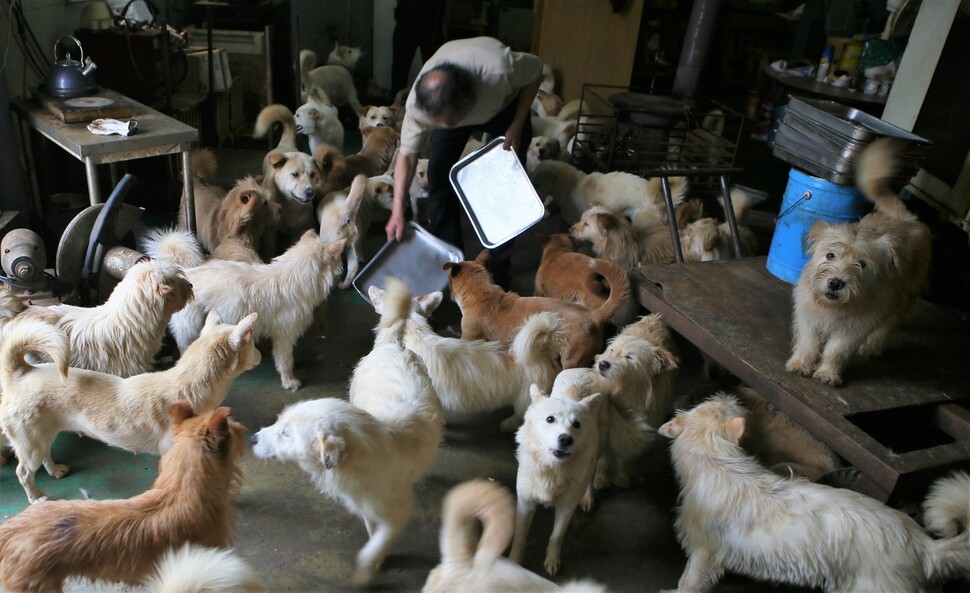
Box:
[0, 144, 822, 593]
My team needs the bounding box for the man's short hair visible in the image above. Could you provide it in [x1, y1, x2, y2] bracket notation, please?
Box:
[414, 63, 476, 118]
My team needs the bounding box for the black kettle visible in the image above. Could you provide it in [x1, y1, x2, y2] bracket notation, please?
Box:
[46, 36, 98, 98]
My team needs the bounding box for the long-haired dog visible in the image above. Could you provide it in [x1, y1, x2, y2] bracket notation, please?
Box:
[14, 259, 192, 377]
[252, 279, 443, 587]
[786, 138, 933, 386]
[510, 385, 603, 576]
[369, 285, 563, 431]
[296, 86, 344, 153]
[145, 544, 266, 593]
[658, 394, 970, 593]
[313, 125, 400, 194]
[592, 313, 678, 489]
[0, 404, 245, 592]
[679, 188, 758, 261]
[423, 480, 608, 593]
[145, 228, 345, 391]
[445, 251, 629, 369]
[0, 312, 258, 503]
[317, 173, 394, 289]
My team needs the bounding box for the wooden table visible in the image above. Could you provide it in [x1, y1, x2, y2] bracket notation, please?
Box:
[637, 257, 970, 503]
[12, 88, 198, 230]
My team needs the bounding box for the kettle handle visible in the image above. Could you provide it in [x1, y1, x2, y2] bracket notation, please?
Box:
[53, 36, 84, 64]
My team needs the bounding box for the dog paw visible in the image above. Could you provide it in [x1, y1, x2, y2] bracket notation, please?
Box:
[281, 377, 302, 391]
[580, 492, 594, 513]
[48, 464, 69, 479]
[543, 554, 561, 576]
[338, 279, 353, 290]
[350, 566, 375, 588]
[499, 416, 520, 432]
[812, 368, 843, 387]
[593, 471, 609, 491]
[785, 356, 813, 376]
[858, 340, 885, 359]
[29, 494, 50, 504]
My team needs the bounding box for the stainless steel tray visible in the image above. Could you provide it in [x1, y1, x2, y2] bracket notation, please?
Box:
[352, 222, 464, 304]
[786, 97, 933, 145]
[782, 110, 928, 166]
[772, 143, 917, 187]
[449, 136, 545, 248]
[775, 127, 920, 176]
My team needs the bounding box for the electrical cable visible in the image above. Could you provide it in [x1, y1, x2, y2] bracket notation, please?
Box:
[0, 0, 17, 74]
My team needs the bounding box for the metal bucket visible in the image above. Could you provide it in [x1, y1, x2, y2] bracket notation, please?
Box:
[766, 167, 867, 283]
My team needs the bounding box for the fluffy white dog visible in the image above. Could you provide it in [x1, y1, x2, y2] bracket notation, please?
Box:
[300, 49, 361, 111]
[252, 279, 443, 587]
[659, 394, 970, 593]
[146, 544, 266, 593]
[510, 386, 603, 576]
[369, 286, 563, 431]
[295, 86, 344, 153]
[327, 41, 362, 70]
[423, 480, 607, 593]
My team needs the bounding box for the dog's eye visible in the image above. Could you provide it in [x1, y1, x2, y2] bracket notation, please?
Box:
[583, 221, 589, 227]
[545, 415, 555, 423]
[825, 252, 835, 260]
[280, 427, 290, 438]
[291, 172, 299, 178]
[858, 260, 867, 269]
[572, 420, 581, 429]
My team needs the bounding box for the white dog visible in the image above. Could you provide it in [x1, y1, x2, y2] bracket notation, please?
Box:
[531, 159, 688, 230]
[369, 286, 563, 431]
[423, 480, 607, 593]
[295, 86, 344, 153]
[15, 259, 192, 377]
[300, 49, 361, 111]
[358, 105, 398, 131]
[317, 173, 393, 289]
[659, 394, 970, 593]
[510, 386, 603, 576]
[327, 41, 362, 70]
[146, 544, 266, 593]
[144, 229, 345, 391]
[0, 312, 258, 503]
[786, 138, 933, 386]
[252, 279, 442, 587]
[526, 136, 564, 173]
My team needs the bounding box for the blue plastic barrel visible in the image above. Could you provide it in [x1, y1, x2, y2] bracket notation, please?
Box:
[766, 168, 867, 283]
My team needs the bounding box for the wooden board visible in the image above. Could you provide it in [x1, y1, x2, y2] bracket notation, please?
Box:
[37, 88, 133, 123]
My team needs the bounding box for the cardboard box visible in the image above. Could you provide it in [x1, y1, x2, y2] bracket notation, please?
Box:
[186, 47, 233, 92]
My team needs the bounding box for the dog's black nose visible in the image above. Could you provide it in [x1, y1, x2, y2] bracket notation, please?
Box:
[827, 277, 845, 291]
[598, 360, 611, 372]
[538, 148, 545, 158]
[250, 434, 259, 445]
[375, 122, 385, 127]
[558, 434, 573, 447]
[304, 188, 315, 199]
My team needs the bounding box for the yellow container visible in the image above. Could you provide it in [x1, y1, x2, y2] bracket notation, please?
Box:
[837, 41, 863, 73]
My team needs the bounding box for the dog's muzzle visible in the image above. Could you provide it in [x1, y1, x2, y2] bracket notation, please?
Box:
[374, 122, 385, 127]
[597, 360, 611, 375]
[825, 277, 845, 300]
[551, 433, 573, 459]
[292, 189, 315, 203]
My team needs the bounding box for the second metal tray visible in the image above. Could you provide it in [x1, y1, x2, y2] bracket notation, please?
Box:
[786, 97, 933, 145]
[352, 222, 464, 305]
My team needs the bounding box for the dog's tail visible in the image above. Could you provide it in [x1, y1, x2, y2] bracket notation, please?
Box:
[376, 276, 411, 347]
[922, 471, 970, 582]
[142, 228, 206, 269]
[646, 175, 690, 205]
[439, 479, 515, 577]
[190, 149, 217, 185]
[0, 318, 70, 384]
[589, 256, 632, 329]
[146, 543, 266, 593]
[719, 186, 752, 226]
[254, 104, 297, 150]
[510, 311, 564, 368]
[856, 137, 916, 222]
[299, 49, 317, 81]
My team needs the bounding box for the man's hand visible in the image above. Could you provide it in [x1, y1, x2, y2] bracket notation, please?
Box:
[386, 151, 418, 242]
[385, 209, 406, 242]
[503, 120, 523, 153]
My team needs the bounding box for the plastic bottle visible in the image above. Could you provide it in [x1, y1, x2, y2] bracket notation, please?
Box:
[815, 44, 834, 82]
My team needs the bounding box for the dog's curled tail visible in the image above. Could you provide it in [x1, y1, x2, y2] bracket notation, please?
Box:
[510, 311, 565, 367]
[191, 149, 217, 185]
[856, 137, 915, 222]
[298, 49, 317, 80]
[0, 318, 70, 383]
[590, 257, 632, 329]
[439, 479, 515, 576]
[719, 186, 752, 226]
[142, 228, 206, 269]
[646, 175, 690, 205]
[253, 104, 297, 149]
[377, 276, 412, 347]
[146, 543, 266, 593]
[922, 471, 970, 581]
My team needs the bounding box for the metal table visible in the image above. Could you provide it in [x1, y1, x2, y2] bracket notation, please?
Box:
[12, 88, 198, 231]
[637, 257, 970, 504]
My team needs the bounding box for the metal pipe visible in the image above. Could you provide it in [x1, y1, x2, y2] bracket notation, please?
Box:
[671, 0, 728, 99]
[661, 176, 684, 263]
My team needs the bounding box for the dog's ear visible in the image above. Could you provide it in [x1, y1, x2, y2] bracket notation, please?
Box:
[805, 220, 833, 251]
[368, 286, 386, 313]
[313, 433, 347, 469]
[529, 383, 547, 404]
[580, 392, 603, 410]
[171, 401, 195, 426]
[444, 262, 461, 277]
[203, 310, 223, 332]
[358, 106, 370, 118]
[654, 346, 679, 372]
[658, 416, 684, 439]
[474, 250, 490, 265]
[268, 153, 288, 170]
[254, 174, 264, 185]
[205, 407, 234, 453]
[230, 312, 258, 350]
[415, 291, 443, 317]
[594, 212, 615, 231]
[724, 416, 746, 444]
[536, 233, 550, 245]
[388, 105, 400, 118]
[325, 238, 347, 259]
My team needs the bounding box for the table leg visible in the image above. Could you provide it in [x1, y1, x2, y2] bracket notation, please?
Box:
[182, 149, 196, 235]
[84, 158, 101, 205]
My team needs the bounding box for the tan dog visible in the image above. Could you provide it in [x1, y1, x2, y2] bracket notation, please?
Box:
[445, 251, 628, 369]
[0, 311, 258, 503]
[510, 386, 603, 576]
[786, 138, 933, 386]
[369, 285, 563, 431]
[145, 228, 345, 391]
[423, 480, 607, 593]
[358, 104, 398, 131]
[146, 544, 266, 593]
[254, 279, 443, 587]
[296, 86, 344, 153]
[0, 404, 245, 592]
[178, 148, 222, 244]
[526, 136, 563, 173]
[254, 104, 323, 244]
[532, 89, 564, 117]
[314, 125, 401, 194]
[15, 259, 192, 378]
[317, 173, 393, 288]
[408, 157, 430, 221]
[680, 188, 757, 261]
[658, 394, 970, 593]
[299, 49, 361, 110]
[592, 313, 678, 489]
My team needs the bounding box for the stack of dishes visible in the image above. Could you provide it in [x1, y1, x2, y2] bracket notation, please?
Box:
[773, 96, 931, 185]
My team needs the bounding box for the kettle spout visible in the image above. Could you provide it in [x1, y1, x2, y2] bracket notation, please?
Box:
[81, 57, 97, 77]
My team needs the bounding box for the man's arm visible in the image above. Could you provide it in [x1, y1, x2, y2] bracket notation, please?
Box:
[385, 151, 418, 241]
[503, 73, 542, 153]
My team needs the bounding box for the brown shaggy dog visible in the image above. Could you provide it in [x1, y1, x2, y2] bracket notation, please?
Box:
[0, 404, 245, 593]
[444, 251, 628, 369]
[313, 125, 400, 193]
